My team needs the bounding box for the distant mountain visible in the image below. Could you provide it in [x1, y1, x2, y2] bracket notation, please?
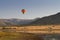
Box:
[29, 12, 60, 25]
[0, 12, 60, 26]
[0, 19, 33, 26]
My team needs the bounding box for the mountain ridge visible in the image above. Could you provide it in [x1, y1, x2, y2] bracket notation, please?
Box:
[0, 19, 33, 26]
[29, 12, 60, 25]
[0, 12, 60, 26]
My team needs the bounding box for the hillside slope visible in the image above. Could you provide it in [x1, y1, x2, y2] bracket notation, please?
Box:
[29, 12, 60, 25]
[0, 19, 33, 26]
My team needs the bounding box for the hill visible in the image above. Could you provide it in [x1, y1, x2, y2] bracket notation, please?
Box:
[0, 19, 33, 26]
[0, 12, 60, 26]
[29, 12, 60, 25]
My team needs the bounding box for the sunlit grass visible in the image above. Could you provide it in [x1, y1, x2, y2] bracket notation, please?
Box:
[0, 32, 42, 40]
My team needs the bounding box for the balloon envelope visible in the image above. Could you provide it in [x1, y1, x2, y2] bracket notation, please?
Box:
[21, 9, 26, 14]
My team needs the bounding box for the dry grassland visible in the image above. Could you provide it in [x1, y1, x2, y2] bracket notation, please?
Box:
[0, 25, 60, 34]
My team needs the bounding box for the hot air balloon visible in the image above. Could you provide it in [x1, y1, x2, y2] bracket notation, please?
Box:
[21, 9, 26, 14]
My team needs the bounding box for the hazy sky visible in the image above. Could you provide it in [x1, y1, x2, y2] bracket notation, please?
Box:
[0, 0, 60, 19]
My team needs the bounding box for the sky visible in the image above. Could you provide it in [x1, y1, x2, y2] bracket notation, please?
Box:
[0, 0, 60, 19]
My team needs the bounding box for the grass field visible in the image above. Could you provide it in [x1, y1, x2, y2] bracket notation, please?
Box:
[0, 25, 60, 40]
[14, 25, 60, 34]
[25, 25, 60, 33]
[0, 32, 44, 40]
